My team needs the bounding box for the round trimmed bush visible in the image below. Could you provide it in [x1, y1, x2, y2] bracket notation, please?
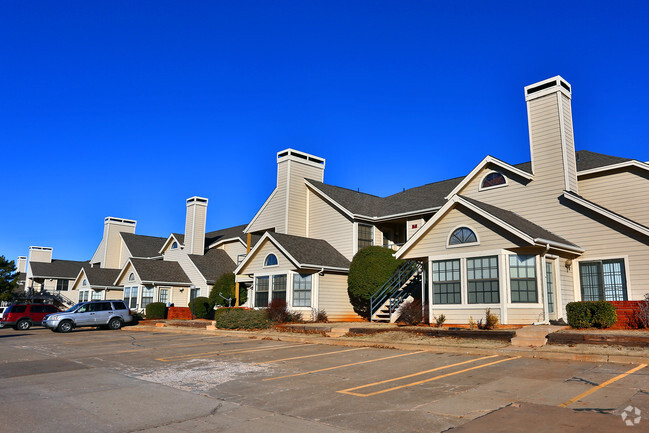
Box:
[566, 301, 617, 329]
[145, 302, 167, 319]
[188, 296, 211, 319]
[347, 246, 404, 319]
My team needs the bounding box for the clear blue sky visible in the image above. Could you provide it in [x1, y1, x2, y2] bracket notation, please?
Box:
[2, 1, 648, 263]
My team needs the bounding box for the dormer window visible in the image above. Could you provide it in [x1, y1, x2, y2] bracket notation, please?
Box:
[128, 272, 135, 282]
[480, 172, 507, 190]
[82, 279, 87, 287]
[449, 227, 478, 246]
[264, 254, 278, 267]
[172, 241, 178, 249]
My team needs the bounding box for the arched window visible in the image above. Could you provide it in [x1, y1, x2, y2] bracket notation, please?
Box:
[82, 279, 87, 287]
[171, 241, 178, 249]
[264, 254, 278, 267]
[481, 172, 506, 189]
[449, 227, 478, 245]
[128, 272, 135, 282]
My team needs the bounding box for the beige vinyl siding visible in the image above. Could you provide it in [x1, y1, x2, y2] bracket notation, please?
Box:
[406, 207, 524, 259]
[217, 241, 247, 264]
[579, 169, 649, 227]
[238, 239, 295, 276]
[507, 308, 544, 324]
[286, 160, 319, 237]
[115, 262, 139, 286]
[162, 248, 208, 296]
[105, 289, 124, 300]
[430, 307, 501, 325]
[90, 240, 105, 265]
[247, 188, 286, 234]
[170, 287, 188, 306]
[558, 261, 574, 318]
[407, 218, 425, 240]
[373, 226, 383, 247]
[119, 240, 131, 267]
[105, 227, 127, 269]
[307, 189, 354, 260]
[318, 274, 362, 321]
[560, 94, 578, 192]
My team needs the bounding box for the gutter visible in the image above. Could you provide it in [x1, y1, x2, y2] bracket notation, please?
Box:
[533, 238, 584, 254]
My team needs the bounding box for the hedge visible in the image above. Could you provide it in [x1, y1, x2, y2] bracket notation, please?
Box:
[566, 301, 617, 329]
[188, 296, 211, 319]
[347, 246, 404, 319]
[145, 302, 167, 319]
[213, 308, 271, 329]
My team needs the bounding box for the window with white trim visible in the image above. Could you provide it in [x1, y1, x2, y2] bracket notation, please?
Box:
[128, 272, 135, 282]
[142, 286, 154, 308]
[91, 290, 102, 300]
[481, 172, 506, 189]
[124, 286, 138, 309]
[579, 259, 627, 301]
[159, 288, 169, 304]
[264, 254, 278, 267]
[432, 259, 461, 304]
[272, 275, 287, 302]
[358, 224, 374, 249]
[255, 276, 269, 307]
[449, 227, 477, 245]
[56, 279, 69, 291]
[509, 255, 538, 303]
[172, 242, 178, 249]
[292, 274, 312, 307]
[467, 256, 499, 304]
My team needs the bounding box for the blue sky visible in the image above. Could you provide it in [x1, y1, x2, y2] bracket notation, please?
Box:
[1, 1, 648, 263]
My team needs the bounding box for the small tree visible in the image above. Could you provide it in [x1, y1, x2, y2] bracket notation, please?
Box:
[0, 256, 18, 303]
[210, 273, 246, 307]
[347, 246, 403, 319]
[188, 296, 211, 319]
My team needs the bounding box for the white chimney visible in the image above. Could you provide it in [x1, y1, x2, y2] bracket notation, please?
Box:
[524, 76, 578, 193]
[100, 217, 137, 268]
[185, 197, 208, 255]
[16, 256, 27, 273]
[28, 246, 52, 264]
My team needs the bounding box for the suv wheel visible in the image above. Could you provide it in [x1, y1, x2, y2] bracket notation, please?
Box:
[108, 318, 122, 330]
[57, 320, 73, 333]
[15, 319, 31, 331]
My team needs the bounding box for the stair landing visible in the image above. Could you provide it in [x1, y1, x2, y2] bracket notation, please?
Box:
[510, 324, 569, 347]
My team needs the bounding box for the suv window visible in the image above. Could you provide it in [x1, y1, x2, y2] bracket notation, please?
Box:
[43, 305, 59, 313]
[10, 305, 26, 313]
[30, 305, 45, 313]
[97, 302, 113, 311]
[111, 301, 128, 310]
[77, 303, 97, 313]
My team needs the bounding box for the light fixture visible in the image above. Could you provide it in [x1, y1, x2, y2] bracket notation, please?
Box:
[565, 259, 572, 271]
[179, 288, 184, 292]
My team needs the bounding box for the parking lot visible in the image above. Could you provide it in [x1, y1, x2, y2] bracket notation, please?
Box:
[1, 327, 648, 432]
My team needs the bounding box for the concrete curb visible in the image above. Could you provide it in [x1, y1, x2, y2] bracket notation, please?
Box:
[124, 325, 649, 365]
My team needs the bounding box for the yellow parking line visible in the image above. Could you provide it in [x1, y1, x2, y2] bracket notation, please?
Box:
[558, 363, 647, 408]
[156, 343, 305, 362]
[114, 339, 247, 354]
[251, 347, 369, 365]
[338, 356, 520, 397]
[264, 351, 426, 381]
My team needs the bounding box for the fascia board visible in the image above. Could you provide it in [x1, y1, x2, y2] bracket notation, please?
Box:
[577, 160, 649, 177]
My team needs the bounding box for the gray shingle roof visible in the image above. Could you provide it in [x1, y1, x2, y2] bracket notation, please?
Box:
[171, 233, 185, 245]
[81, 266, 121, 287]
[459, 196, 580, 248]
[204, 224, 249, 248]
[30, 260, 87, 279]
[130, 258, 191, 284]
[513, 150, 633, 174]
[268, 232, 351, 270]
[188, 249, 236, 284]
[121, 233, 167, 258]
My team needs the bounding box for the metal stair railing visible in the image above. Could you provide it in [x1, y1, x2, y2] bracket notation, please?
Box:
[370, 260, 423, 322]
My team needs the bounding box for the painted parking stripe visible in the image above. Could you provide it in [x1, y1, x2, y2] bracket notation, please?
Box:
[264, 351, 426, 381]
[114, 339, 249, 354]
[251, 347, 369, 365]
[156, 343, 306, 362]
[558, 363, 647, 408]
[338, 356, 520, 397]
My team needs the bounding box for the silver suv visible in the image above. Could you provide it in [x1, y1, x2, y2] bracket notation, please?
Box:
[43, 300, 133, 333]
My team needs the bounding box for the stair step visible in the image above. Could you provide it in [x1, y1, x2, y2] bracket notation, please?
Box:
[511, 336, 547, 347]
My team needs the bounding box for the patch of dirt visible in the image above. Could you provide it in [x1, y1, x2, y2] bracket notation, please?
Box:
[341, 331, 509, 349]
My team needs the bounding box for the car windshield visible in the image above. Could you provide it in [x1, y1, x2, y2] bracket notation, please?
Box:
[65, 303, 84, 313]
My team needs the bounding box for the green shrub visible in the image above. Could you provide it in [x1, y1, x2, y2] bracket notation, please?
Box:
[210, 273, 246, 307]
[566, 301, 618, 329]
[188, 296, 211, 319]
[347, 246, 404, 319]
[145, 302, 167, 319]
[213, 308, 271, 329]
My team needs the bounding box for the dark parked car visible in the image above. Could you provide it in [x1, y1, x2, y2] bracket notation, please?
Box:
[0, 304, 61, 330]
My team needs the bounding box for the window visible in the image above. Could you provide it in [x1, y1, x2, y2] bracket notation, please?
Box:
[449, 227, 478, 245]
[509, 255, 538, 303]
[142, 286, 154, 308]
[91, 290, 102, 300]
[264, 254, 278, 267]
[82, 279, 87, 287]
[546, 262, 554, 314]
[79, 291, 89, 302]
[159, 288, 169, 304]
[56, 279, 69, 291]
[255, 276, 269, 307]
[481, 172, 506, 189]
[432, 259, 461, 304]
[272, 275, 287, 302]
[358, 224, 374, 249]
[97, 302, 113, 311]
[293, 274, 312, 307]
[189, 287, 200, 303]
[111, 301, 128, 311]
[128, 273, 135, 282]
[124, 286, 138, 309]
[172, 242, 178, 249]
[467, 256, 499, 303]
[579, 259, 627, 301]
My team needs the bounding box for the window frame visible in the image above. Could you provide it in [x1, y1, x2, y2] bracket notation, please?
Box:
[577, 257, 629, 302]
[263, 253, 279, 268]
[141, 286, 154, 308]
[56, 279, 69, 291]
[432, 259, 462, 304]
[292, 273, 313, 308]
[479, 171, 508, 191]
[509, 255, 538, 303]
[357, 223, 374, 250]
[447, 225, 480, 248]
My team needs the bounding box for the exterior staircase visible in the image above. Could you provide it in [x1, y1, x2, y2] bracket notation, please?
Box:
[370, 260, 424, 323]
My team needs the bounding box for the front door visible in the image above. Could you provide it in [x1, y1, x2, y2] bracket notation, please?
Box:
[545, 260, 557, 321]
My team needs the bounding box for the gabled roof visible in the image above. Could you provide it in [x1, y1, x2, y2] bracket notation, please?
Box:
[78, 266, 121, 288]
[30, 260, 88, 279]
[119, 258, 191, 286]
[120, 233, 167, 258]
[562, 191, 649, 238]
[397, 195, 583, 259]
[205, 224, 249, 249]
[172, 233, 185, 245]
[574, 150, 633, 172]
[235, 232, 351, 274]
[188, 249, 236, 284]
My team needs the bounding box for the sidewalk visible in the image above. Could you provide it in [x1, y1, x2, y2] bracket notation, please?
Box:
[130, 320, 649, 366]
